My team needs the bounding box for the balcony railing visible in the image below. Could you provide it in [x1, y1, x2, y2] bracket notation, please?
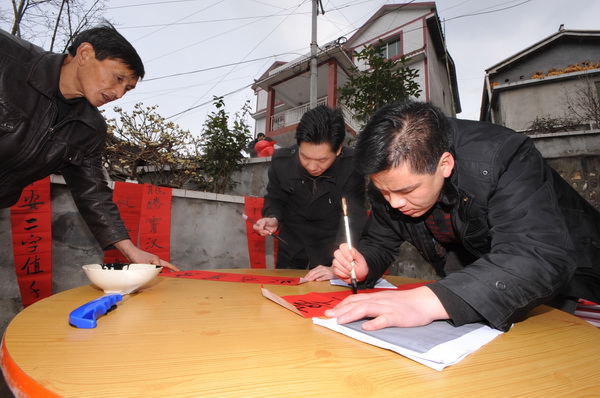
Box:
[270, 97, 361, 133]
[271, 98, 328, 131]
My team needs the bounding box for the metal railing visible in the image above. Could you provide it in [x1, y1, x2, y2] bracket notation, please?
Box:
[270, 98, 328, 131]
[270, 97, 361, 133]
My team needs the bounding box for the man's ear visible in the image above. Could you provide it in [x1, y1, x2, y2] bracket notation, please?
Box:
[76, 42, 95, 65]
[439, 152, 455, 178]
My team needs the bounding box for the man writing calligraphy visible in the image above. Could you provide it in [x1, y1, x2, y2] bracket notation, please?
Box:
[329, 101, 600, 331]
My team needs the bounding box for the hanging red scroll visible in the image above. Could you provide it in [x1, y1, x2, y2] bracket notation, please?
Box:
[244, 196, 267, 268]
[10, 177, 53, 307]
[139, 184, 172, 264]
[104, 182, 144, 264]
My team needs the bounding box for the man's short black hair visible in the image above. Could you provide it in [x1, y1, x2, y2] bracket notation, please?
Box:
[67, 23, 145, 79]
[295, 105, 345, 152]
[355, 101, 453, 175]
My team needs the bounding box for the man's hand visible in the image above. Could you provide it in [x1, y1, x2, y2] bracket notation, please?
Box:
[113, 239, 179, 271]
[253, 217, 279, 237]
[331, 243, 369, 283]
[324, 287, 449, 330]
[304, 265, 335, 281]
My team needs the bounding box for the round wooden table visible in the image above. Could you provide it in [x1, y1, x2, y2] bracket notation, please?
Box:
[2, 269, 600, 397]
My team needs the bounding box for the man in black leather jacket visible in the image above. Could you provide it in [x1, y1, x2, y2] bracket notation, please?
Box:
[253, 106, 367, 281]
[0, 25, 177, 270]
[328, 101, 599, 332]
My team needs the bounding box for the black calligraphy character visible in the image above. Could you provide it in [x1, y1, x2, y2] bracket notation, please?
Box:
[205, 274, 225, 280]
[145, 216, 161, 233]
[21, 234, 42, 253]
[23, 218, 39, 231]
[144, 237, 164, 250]
[117, 198, 135, 209]
[274, 278, 294, 284]
[29, 280, 41, 298]
[18, 190, 43, 210]
[21, 255, 43, 275]
[147, 197, 165, 210]
[240, 276, 258, 282]
[292, 299, 338, 314]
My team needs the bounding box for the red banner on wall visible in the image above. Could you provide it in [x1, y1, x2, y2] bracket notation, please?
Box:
[244, 196, 273, 268]
[10, 177, 53, 307]
[104, 182, 144, 264]
[139, 184, 172, 264]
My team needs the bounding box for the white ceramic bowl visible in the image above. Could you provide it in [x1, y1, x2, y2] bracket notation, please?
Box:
[82, 263, 162, 294]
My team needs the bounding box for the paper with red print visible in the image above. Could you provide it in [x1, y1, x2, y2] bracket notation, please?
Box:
[262, 281, 432, 318]
[160, 270, 305, 285]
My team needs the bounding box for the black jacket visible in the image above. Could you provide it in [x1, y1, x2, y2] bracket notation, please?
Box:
[359, 119, 600, 331]
[263, 145, 367, 267]
[0, 30, 129, 249]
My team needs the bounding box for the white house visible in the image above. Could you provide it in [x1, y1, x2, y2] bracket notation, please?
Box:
[480, 28, 600, 134]
[250, 2, 460, 146]
[480, 27, 600, 210]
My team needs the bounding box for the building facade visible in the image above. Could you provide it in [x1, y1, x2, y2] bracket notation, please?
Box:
[250, 2, 460, 147]
[480, 28, 600, 210]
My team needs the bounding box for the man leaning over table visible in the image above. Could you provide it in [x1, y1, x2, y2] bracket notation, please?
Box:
[253, 105, 367, 281]
[327, 100, 600, 332]
[0, 25, 177, 270]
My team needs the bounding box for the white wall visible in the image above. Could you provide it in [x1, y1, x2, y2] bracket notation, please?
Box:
[494, 79, 586, 131]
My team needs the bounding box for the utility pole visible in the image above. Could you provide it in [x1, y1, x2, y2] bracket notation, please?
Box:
[309, 0, 321, 109]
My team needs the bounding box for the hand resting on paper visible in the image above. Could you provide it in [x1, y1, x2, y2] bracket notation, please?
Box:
[114, 239, 179, 271]
[304, 265, 335, 281]
[329, 243, 448, 330]
[324, 287, 450, 330]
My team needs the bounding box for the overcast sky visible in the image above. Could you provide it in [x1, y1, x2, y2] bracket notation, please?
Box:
[12, 0, 600, 135]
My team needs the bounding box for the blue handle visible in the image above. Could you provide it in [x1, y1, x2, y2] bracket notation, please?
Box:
[69, 294, 123, 328]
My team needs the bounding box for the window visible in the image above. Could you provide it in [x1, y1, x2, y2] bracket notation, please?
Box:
[379, 38, 401, 59]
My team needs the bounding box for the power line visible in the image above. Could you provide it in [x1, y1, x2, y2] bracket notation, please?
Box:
[443, 0, 532, 21]
[107, 0, 208, 10]
[166, 1, 308, 120]
[122, 0, 535, 122]
[134, 0, 225, 42]
[116, 14, 304, 30]
[142, 52, 304, 82]
[165, 84, 253, 119]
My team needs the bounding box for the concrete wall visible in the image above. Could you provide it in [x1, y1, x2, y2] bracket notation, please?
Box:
[531, 130, 600, 158]
[531, 131, 600, 210]
[493, 77, 591, 131]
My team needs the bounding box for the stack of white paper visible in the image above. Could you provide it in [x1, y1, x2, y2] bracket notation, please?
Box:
[329, 278, 397, 289]
[313, 317, 503, 371]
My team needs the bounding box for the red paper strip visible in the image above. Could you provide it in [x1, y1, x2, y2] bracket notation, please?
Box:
[10, 177, 53, 307]
[244, 196, 267, 268]
[160, 270, 302, 285]
[280, 281, 432, 318]
[281, 289, 384, 318]
[104, 182, 144, 263]
[139, 184, 172, 264]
